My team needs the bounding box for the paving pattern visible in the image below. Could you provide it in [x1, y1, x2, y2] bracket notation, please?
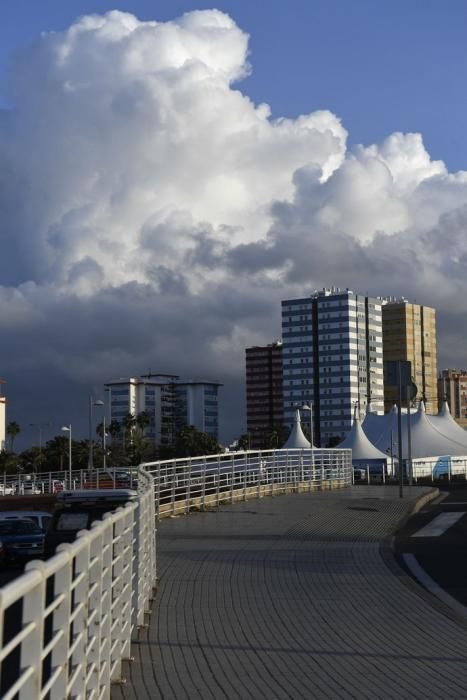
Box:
[113, 486, 467, 699]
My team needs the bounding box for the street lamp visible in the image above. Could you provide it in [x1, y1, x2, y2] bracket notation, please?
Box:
[61, 424, 72, 486]
[301, 403, 314, 448]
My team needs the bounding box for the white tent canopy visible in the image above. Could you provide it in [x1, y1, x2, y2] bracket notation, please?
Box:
[337, 413, 388, 462]
[282, 409, 311, 449]
[363, 402, 467, 460]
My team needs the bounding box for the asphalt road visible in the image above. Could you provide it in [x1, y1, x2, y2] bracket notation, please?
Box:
[395, 484, 467, 607]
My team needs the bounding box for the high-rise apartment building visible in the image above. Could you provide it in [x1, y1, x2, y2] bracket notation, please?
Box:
[382, 300, 438, 413]
[245, 342, 283, 449]
[438, 369, 467, 429]
[175, 381, 221, 439]
[281, 288, 384, 447]
[105, 374, 222, 448]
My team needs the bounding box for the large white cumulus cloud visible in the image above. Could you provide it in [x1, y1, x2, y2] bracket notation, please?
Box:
[1, 9, 467, 440]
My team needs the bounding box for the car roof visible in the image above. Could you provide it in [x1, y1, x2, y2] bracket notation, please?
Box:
[57, 489, 138, 503]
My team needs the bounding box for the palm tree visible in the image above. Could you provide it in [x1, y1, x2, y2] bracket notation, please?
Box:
[6, 421, 21, 452]
[122, 413, 136, 448]
[136, 411, 152, 432]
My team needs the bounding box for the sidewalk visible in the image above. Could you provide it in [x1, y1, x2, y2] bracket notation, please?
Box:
[113, 486, 467, 699]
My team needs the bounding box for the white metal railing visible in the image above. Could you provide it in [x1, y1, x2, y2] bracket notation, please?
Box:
[0, 467, 156, 699]
[143, 448, 352, 518]
[0, 468, 139, 496]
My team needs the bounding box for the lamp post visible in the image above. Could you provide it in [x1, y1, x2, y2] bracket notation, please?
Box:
[301, 403, 314, 448]
[61, 424, 72, 487]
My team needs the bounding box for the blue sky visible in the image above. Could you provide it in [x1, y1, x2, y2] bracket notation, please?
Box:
[2, 0, 467, 171]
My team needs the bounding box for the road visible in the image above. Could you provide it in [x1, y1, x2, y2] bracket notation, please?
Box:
[395, 484, 467, 607]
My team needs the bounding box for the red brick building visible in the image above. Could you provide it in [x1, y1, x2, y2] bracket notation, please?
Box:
[245, 342, 283, 449]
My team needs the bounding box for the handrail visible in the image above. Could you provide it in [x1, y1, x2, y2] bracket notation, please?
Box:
[0, 467, 156, 699]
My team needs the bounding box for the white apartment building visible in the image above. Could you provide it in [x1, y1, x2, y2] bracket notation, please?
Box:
[175, 381, 220, 439]
[281, 288, 384, 446]
[105, 374, 221, 448]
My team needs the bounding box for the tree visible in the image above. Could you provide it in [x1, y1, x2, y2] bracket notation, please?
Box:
[6, 421, 21, 452]
[136, 411, 152, 432]
[122, 413, 136, 448]
[237, 434, 250, 450]
[173, 426, 220, 458]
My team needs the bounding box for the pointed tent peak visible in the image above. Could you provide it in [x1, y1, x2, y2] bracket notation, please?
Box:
[391, 404, 398, 414]
[337, 415, 388, 460]
[418, 400, 426, 413]
[282, 409, 311, 449]
[353, 403, 360, 422]
[440, 400, 451, 416]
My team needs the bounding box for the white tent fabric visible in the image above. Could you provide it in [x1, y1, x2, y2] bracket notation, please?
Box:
[337, 414, 388, 462]
[282, 409, 311, 449]
[363, 402, 467, 459]
[426, 401, 467, 449]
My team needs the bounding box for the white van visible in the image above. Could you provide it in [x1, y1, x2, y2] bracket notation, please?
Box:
[0, 511, 52, 531]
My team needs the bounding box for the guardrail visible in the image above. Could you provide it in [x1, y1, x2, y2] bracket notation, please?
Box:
[143, 448, 352, 518]
[0, 467, 156, 699]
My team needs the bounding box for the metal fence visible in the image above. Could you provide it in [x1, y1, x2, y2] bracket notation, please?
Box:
[0, 468, 139, 496]
[0, 468, 156, 699]
[143, 447, 352, 518]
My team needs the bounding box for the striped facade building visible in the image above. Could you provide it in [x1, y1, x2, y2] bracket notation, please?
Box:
[281, 288, 384, 447]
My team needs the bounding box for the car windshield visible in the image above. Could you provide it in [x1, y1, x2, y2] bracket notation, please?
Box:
[0, 520, 42, 534]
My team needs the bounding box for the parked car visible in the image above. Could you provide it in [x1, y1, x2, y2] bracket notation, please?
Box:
[44, 489, 138, 558]
[0, 519, 45, 564]
[0, 511, 52, 532]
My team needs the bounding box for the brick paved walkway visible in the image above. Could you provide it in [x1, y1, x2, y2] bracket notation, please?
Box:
[113, 486, 467, 700]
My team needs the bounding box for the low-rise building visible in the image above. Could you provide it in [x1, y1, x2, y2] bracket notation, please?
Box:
[438, 369, 467, 429]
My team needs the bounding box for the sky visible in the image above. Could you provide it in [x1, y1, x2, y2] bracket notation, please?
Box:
[1, 1, 467, 449]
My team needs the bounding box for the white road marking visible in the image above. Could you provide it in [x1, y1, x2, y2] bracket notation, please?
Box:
[411, 511, 465, 537]
[402, 553, 467, 622]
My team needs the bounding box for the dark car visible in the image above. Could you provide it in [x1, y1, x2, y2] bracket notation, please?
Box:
[0, 519, 45, 564]
[44, 489, 138, 558]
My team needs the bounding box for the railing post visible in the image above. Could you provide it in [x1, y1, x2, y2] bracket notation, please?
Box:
[201, 459, 206, 509]
[230, 454, 235, 504]
[19, 563, 45, 699]
[171, 461, 177, 516]
[216, 455, 221, 509]
[186, 458, 192, 514]
[243, 452, 248, 501]
[155, 462, 161, 520]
